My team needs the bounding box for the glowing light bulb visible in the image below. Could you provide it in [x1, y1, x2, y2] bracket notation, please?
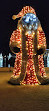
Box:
[18, 27, 22, 33]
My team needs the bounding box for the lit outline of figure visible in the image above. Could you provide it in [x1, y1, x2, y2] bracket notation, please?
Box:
[9, 6, 49, 85]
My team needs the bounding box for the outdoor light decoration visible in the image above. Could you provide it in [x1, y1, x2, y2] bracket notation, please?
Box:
[9, 6, 49, 85]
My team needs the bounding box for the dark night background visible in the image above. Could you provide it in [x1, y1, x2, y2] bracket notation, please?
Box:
[0, 0, 49, 55]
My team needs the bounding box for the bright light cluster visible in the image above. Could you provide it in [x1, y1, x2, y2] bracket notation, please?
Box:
[10, 26, 46, 85]
[22, 13, 40, 30]
[37, 30, 46, 49]
[10, 6, 46, 85]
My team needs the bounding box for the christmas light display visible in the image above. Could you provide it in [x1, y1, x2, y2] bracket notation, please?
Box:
[9, 6, 49, 85]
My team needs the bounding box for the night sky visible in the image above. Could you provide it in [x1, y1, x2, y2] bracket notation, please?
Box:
[0, 0, 49, 55]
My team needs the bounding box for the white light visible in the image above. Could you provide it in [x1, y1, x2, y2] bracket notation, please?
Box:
[28, 31, 31, 34]
[33, 18, 36, 21]
[25, 16, 29, 23]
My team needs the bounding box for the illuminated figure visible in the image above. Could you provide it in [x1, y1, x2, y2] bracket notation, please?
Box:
[9, 6, 49, 85]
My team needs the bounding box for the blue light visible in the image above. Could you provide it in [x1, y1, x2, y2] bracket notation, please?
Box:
[25, 16, 30, 23]
[21, 13, 40, 30]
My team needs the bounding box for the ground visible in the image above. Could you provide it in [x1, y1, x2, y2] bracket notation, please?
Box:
[0, 68, 49, 111]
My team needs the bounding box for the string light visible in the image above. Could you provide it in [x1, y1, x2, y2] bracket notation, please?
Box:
[10, 6, 46, 85]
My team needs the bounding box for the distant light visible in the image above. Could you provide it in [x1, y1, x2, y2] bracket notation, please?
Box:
[46, 49, 49, 50]
[8, 53, 12, 60]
